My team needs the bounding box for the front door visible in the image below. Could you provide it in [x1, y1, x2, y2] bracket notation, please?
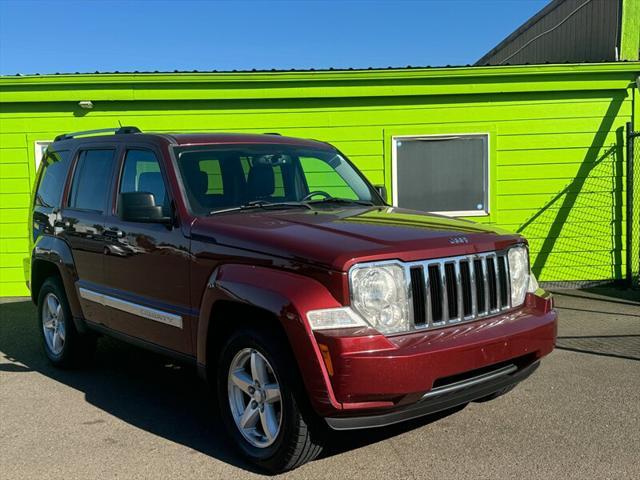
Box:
[102, 147, 192, 355]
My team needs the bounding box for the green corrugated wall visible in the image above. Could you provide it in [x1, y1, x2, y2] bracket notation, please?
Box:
[1, 63, 639, 296]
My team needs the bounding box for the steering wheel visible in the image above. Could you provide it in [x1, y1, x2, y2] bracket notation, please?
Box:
[302, 191, 332, 201]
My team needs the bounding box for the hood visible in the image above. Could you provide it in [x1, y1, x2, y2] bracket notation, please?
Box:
[191, 206, 523, 271]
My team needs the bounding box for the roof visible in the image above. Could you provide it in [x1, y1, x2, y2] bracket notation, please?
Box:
[51, 130, 334, 150]
[3, 65, 474, 77]
[476, 0, 623, 66]
[2, 62, 638, 104]
[2, 60, 638, 79]
[166, 133, 332, 149]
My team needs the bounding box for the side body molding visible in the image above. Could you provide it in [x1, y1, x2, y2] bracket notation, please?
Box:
[31, 235, 85, 329]
[198, 264, 344, 415]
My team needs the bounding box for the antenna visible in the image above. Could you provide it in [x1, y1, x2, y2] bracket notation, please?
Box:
[118, 119, 123, 127]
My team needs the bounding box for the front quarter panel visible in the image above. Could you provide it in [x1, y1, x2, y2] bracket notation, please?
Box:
[198, 264, 344, 415]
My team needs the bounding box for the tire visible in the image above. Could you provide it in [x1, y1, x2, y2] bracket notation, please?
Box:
[37, 276, 97, 367]
[217, 327, 324, 473]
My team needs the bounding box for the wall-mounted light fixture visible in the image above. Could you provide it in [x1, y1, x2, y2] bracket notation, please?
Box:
[78, 100, 94, 109]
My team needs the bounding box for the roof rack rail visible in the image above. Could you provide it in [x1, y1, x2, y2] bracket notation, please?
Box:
[264, 132, 281, 136]
[54, 126, 141, 142]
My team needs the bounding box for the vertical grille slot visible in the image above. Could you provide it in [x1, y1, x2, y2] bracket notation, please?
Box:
[428, 264, 443, 322]
[444, 263, 457, 319]
[487, 257, 498, 311]
[474, 259, 486, 314]
[460, 260, 472, 317]
[410, 266, 426, 326]
[497, 255, 509, 308]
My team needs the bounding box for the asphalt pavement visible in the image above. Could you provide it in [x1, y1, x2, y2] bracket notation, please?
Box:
[1, 287, 638, 479]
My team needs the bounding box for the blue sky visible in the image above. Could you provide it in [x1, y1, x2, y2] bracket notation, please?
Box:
[0, 0, 549, 75]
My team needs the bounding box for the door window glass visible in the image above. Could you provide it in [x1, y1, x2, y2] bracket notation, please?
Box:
[35, 149, 71, 208]
[119, 149, 169, 214]
[68, 149, 116, 212]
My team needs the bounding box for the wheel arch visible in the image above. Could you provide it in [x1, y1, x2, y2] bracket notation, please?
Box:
[205, 300, 287, 380]
[31, 259, 61, 303]
[31, 235, 85, 328]
[198, 264, 344, 415]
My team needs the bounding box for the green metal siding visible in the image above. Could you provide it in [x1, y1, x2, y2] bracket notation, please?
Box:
[620, 0, 640, 61]
[1, 63, 638, 296]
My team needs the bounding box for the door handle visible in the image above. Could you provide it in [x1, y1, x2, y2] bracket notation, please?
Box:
[104, 228, 124, 239]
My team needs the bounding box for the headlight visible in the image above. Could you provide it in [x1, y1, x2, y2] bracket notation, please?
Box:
[508, 245, 533, 307]
[349, 262, 410, 334]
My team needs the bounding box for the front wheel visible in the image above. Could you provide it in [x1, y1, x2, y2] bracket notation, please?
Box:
[217, 328, 324, 472]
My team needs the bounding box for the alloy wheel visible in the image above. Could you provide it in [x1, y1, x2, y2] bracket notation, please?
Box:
[227, 348, 283, 448]
[42, 292, 65, 355]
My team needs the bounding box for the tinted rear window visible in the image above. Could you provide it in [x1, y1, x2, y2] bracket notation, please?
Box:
[68, 149, 116, 212]
[35, 150, 71, 208]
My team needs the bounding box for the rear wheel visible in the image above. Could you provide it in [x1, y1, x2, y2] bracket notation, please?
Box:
[38, 277, 96, 367]
[217, 327, 324, 472]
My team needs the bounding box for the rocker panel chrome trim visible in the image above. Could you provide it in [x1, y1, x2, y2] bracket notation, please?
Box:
[78, 288, 183, 329]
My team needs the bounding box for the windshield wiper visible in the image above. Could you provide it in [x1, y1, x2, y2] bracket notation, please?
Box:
[306, 198, 375, 207]
[208, 200, 312, 216]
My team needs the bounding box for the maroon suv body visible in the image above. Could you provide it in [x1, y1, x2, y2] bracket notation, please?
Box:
[30, 128, 556, 472]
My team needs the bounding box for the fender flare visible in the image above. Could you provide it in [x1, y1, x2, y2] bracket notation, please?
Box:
[31, 235, 85, 330]
[198, 264, 344, 415]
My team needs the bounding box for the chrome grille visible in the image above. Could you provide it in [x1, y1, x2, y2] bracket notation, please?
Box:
[409, 252, 511, 330]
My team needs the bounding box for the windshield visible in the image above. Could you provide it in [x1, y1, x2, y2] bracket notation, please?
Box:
[172, 144, 384, 215]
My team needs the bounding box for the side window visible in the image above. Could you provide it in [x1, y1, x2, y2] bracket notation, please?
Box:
[68, 149, 116, 212]
[119, 149, 169, 214]
[35, 149, 71, 208]
[299, 156, 358, 200]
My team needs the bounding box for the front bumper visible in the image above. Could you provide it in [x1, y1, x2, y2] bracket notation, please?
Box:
[326, 359, 539, 430]
[312, 293, 556, 423]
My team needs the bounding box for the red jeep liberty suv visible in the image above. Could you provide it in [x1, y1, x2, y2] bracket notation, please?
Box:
[30, 127, 556, 472]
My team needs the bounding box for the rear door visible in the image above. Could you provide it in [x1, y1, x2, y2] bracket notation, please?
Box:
[58, 147, 118, 323]
[102, 146, 192, 355]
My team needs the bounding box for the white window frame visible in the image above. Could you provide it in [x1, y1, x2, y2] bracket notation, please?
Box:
[391, 133, 490, 217]
[34, 140, 52, 170]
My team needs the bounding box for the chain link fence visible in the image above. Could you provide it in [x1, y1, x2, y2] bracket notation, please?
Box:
[627, 122, 639, 288]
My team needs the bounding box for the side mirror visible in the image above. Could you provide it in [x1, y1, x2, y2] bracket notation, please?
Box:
[119, 192, 172, 224]
[374, 185, 387, 203]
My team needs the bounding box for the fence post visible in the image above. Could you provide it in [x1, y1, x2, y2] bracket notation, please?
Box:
[626, 122, 637, 288]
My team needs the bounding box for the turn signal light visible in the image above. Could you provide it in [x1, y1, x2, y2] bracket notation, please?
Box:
[318, 343, 334, 377]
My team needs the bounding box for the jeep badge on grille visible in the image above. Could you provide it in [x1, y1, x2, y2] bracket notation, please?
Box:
[448, 236, 469, 244]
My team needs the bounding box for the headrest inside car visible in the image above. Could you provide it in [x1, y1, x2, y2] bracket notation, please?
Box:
[247, 164, 275, 199]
